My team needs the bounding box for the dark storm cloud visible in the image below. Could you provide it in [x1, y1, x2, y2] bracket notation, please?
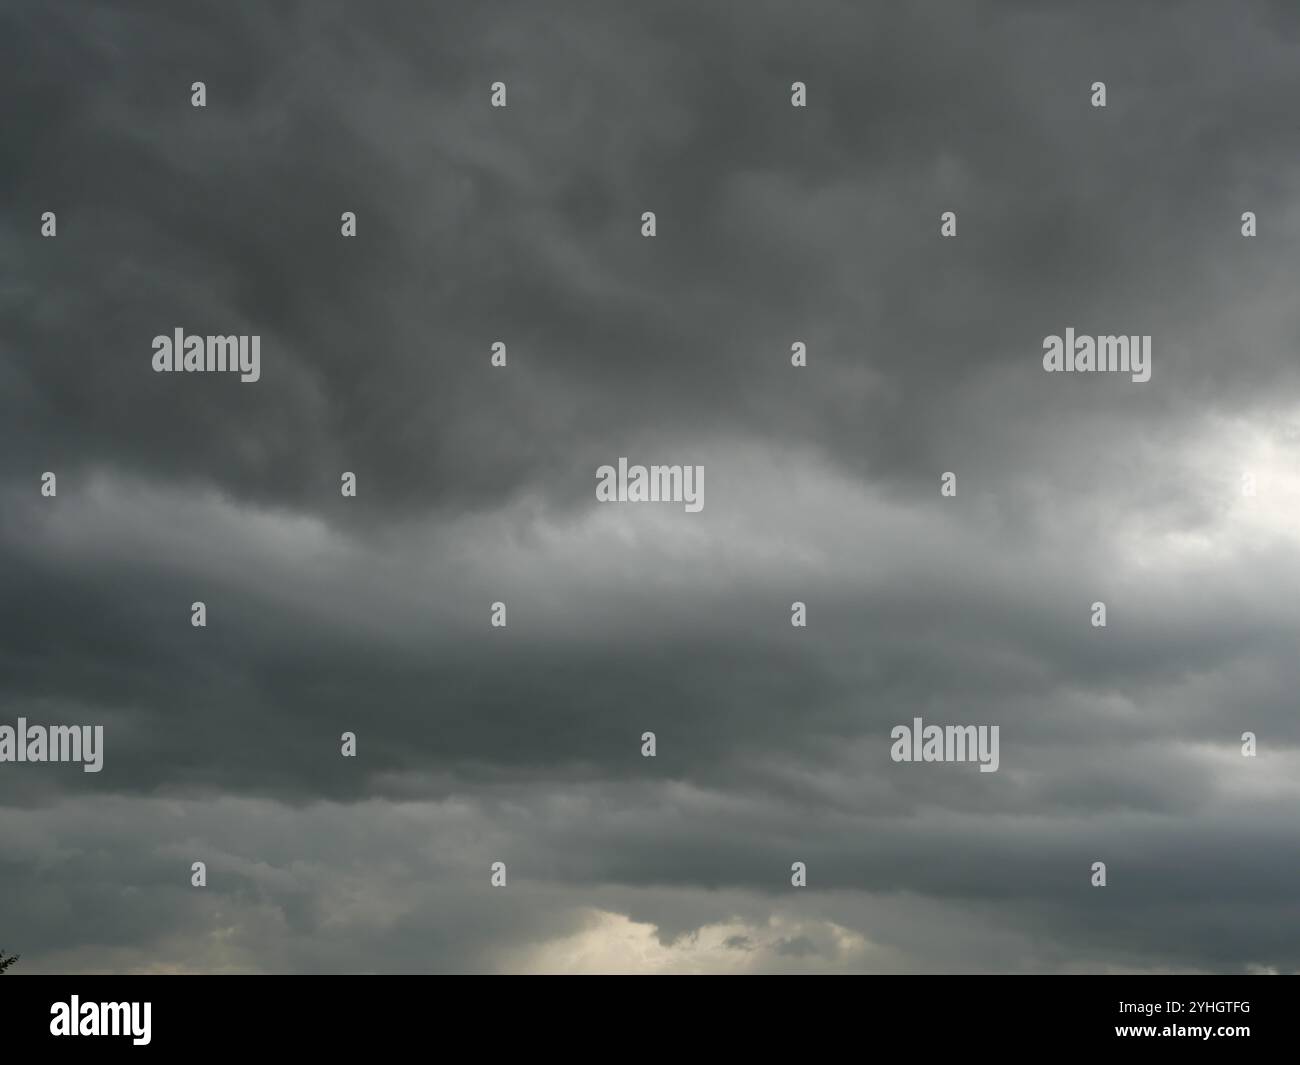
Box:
[3, 0, 1300, 973]
[6, 0, 1300, 515]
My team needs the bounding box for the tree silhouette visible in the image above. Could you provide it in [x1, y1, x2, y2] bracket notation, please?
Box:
[0, 949, 18, 974]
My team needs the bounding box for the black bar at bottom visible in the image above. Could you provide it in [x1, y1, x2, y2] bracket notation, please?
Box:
[2, 975, 1289, 1053]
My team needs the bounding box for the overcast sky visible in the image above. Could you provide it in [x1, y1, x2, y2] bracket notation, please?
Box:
[3, 0, 1300, 973]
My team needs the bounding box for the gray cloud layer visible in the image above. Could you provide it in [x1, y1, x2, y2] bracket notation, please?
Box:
[3, 0, 1299, 973]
